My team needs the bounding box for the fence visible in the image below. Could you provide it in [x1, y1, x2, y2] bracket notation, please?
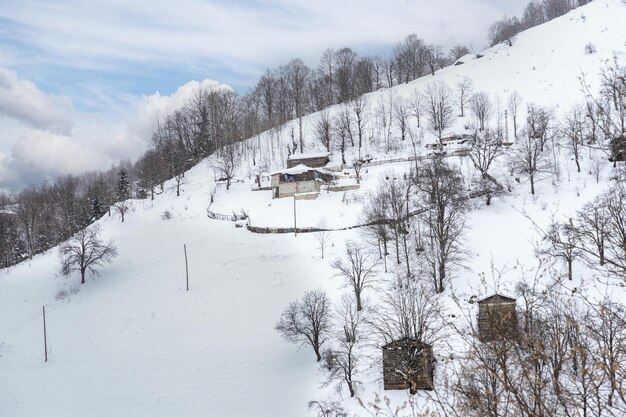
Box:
[207, 208, 248, 221]
[246, 208, 427, 235]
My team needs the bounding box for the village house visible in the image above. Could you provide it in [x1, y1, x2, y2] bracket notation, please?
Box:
[610, 135, 626, 162]
[270, 165, 335, 199]
[382, 338, 435, 393]
[286, 152, 331, 169]
[477, 294, 520, 342]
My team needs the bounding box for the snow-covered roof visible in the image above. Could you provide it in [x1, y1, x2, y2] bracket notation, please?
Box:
[271, 164, 315, 175]
[0, 209, 16, 215]
[271, 164, 337, 177]
[478, 293, 517, 304]
[287, 152, 330, 160]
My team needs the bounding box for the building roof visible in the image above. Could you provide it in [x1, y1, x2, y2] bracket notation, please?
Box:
[271, 164, 314, 176]
[271, 164, 336, 176]
[478, 293, 517, 304]
[287, 152, 331, 161]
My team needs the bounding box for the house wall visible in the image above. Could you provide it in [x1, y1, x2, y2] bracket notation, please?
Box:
[478, 302, 519, 342]
[382, 344, 434, 391]
[277, 180, 320, 198]
[287, 157, 329, 169]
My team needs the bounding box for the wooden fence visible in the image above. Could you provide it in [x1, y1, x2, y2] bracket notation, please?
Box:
[246, 208, 427, 234]
[207, 208, 248, 221]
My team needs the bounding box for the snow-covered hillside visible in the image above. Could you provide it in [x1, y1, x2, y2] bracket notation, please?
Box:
[1, 1, 625, 416]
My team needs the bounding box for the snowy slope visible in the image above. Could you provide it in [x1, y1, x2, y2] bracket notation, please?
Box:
[1, 1, 626, 416]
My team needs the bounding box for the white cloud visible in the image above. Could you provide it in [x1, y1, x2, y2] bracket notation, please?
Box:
[11, 129, 97, 175]
[0, 76, 230, 191]
[0, 67, 73, 133]
[127, 79, 229, 144]
[1, 0, 529, 73]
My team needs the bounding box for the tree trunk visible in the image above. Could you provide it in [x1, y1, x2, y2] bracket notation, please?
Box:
[314, 346, 322, 362]
[567, 259, 573, 280]
[347, 380, 355, 398]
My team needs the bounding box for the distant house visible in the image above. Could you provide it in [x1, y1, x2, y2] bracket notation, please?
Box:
[609, 135, 626, 162]
[270, 165, 335, 199]
[477, 294, 519, 342]
[286, 152, 331, 169]
[382, 338, 435, 394]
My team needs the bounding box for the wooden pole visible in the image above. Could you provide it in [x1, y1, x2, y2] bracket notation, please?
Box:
[42, 305, 48, 363]
[184, 244, 189, 291]
[293, 196, 297, 236]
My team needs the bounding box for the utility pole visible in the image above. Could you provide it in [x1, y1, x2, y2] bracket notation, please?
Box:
[42, 305, 48, 363]
[293, 196, 297, 236]
[184, 244, 189, 291]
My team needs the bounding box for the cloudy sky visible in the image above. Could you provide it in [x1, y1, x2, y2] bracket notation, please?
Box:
[0, 0, 528, 192]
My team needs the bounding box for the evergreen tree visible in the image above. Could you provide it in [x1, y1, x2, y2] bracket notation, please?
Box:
[91, 196, 103, 220]
[116, 168, 130, 201]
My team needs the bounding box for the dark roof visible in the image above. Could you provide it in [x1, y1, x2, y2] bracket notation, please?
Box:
[382, 337, 430, 350]
[478, 294, 517, 304]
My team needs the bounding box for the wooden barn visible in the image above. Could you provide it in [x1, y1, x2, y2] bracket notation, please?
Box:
[477, 294, 519, 342]
[382, 338, 435, 394]
[286, 152, 331, 169]
[609, 134, 626, 162]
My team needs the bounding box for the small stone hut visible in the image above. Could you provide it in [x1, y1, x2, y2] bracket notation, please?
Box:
[477, 294, 519, 342]
[286, 152, 330, 169]
[382, 338, 434, 393]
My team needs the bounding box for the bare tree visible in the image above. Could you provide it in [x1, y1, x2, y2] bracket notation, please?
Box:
[410, 90, 424, 128]
[334, 47, 358, 102]
[563, 104, 588, 173]
[543, 0, 575, 21]
[424, 80, 456, 145]
[286, 58, 311, 151]
[113, 200, 131, 223]
[331, 242, 379, 311]
[315, 220, 332, 259]
[538, 220, 582, 280]
[15, 186, 40, 259]
[509, 129, 552, 195]
[456, 77, 474, 118]
[468, 128, 504, 180]
[521, 1, 546, 29]
[321, 295, 366, 398]
[507, 92, 523, 140]
[135, 149, 167, 200]
[334, 108, 350, 165]
[394, 98, 410, 142]
[526, 103, 554, 152]
[361, 188, 392, 272]
[315, 109, 334, 152]
[488, 16, 521, 47]
[308, 399, 347, 417]
[275, 289, 332, 362]
[213, 144, 240, 191]
[592, 184, 626, 275]
[369, 278, 443, 345]
[351, 95, 369, 155]
[470, 92, 493, 132]
[416, 158, 468, 293]
[424, 44, 444, 76]
[449, 45, 470, 62]
[59, 224, 118, 285]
